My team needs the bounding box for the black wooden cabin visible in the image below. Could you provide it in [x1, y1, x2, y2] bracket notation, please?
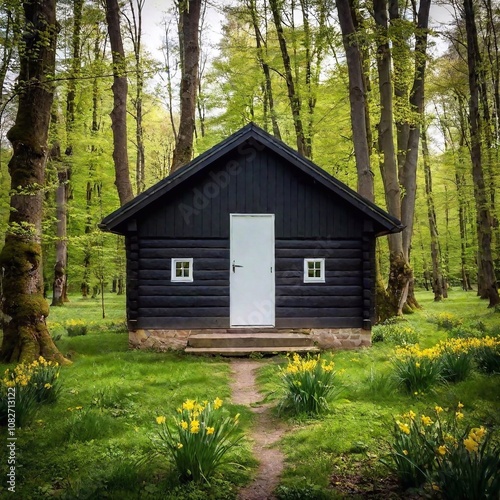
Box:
[100, 123, 403, 351]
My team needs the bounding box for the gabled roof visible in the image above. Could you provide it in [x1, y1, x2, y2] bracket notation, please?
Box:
[100, 123, 404, 236]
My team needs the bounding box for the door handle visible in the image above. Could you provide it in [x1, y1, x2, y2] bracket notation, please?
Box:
[232, 260, 243, 273]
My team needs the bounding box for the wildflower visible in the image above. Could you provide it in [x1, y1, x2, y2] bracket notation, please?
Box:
[206, 427, 215, 435]
[437, 445, 447, 456]
[457, 402, 464, 409]
[182, 399, 195, 411]
[180, 420, 188, 430]
[408, 410, 416, 420]
[456, 411, 464, 420]
[214, 397, 223, 409]
[421, 415, 433, 427]
[156, 416, 166, 425]
[469, 426, 486, 443]
[190, 420, 200, 434]
[435, 406, 443, 414]
[464, 437, 479, 453]
[397, 421, 411, 435]
[44, 383, 52, 389]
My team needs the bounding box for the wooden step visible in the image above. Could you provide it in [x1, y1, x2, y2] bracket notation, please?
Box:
[184, 345, 320, 357]
[188, 332, 315, 349]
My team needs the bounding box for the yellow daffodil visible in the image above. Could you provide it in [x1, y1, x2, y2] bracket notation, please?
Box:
[190, 420, 200, 433]
[214, 397, 223, 409]
[434, 406, 443, 414]
[469, 427, 486, 443]
[403, 450, 408, 456]
[182, 399, 195, 411]
[397, 421, 411, 435]
[206, 427, 215, 435]
[464, 437, 479, 453]
[421, 415, 433, 427]
[456, 411, 464, 420]
[177, 443, 183, 449]
[180, 420, 188, 430]
[437, 445, 447, 456]
[156, 416, 166, 425]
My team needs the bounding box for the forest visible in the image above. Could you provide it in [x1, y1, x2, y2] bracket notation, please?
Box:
[0, 0, 499, 361]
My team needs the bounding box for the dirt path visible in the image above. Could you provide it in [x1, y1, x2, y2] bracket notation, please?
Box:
[230, 359, 287, 500]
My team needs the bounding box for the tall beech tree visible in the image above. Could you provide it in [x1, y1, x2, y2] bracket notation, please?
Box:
[105, 0, 134, 205]
[0, 0, 68, 363]
[268, 0, 310, 157]
[372, 0, 431, 315]
[463, 0, 499, 307]
[52, 0, 84, 306]
[171, 0, 202, 172]
[336, 0, 373, 201]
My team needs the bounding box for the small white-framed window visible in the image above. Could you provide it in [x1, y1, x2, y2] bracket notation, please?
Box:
[171, 258, 193, 282]
[304, 258, 325, 283]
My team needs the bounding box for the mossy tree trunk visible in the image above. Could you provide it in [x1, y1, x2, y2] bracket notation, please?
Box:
[0, 0, 69, 364]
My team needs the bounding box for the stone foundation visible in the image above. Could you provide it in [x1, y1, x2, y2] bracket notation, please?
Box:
[129, 327, 371, 351]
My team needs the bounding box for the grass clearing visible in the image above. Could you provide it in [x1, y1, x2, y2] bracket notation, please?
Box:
[0, 290, 499, 498]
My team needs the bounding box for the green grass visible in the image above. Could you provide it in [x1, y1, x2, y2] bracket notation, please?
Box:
[0, 294, 255, 498]
[256, 290, 500, 497]
[0, 290, 499, 498]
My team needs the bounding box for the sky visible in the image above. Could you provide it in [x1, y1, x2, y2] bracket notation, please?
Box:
[139, 0, 455, 59]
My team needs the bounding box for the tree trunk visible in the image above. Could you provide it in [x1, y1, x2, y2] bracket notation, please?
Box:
[269, 0, 310, 157]
[247, 0, 281, 140]
[422, 127, 445, 301]
[51, 144, 69, 307]
[399, 0, 431, 310]
[105, 0, 134, 205]
[373, 0, 409, 316]
[171, 0, 202, 172]
[126, 0, 146, 193]
[463, 0, 499, 307]
[0, 0, 68, 364]
[336, 0, 374, 201]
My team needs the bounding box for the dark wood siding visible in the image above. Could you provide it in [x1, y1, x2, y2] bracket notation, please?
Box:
[274, 239, 363, 328]
[135, 238, 230, 329]
[137, 146, 366, 240]
[133, 236, 366, 330]
[124, 141, 377, 331]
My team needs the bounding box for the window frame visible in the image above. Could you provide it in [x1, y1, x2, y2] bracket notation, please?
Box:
[171, 258, 194, 282]
[303, 258, 325, 283]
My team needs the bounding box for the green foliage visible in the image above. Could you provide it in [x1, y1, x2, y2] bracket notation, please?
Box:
[474, 343, 500, 374]
[278, 353, 338, 416]
[275, 479, 331, 500]
[392, 351, 442, 395]
[154, 398, 242, 483]
[439, 348, 474, 383]
[0, 357, 61, 427]
[65, 319, 88, 337]
[384, 406, 500, 498]
[63, 407, 120, 442]
[434, 426, 500, 500]
[431, 312, 464, 330]
[372, 318, 419, 346]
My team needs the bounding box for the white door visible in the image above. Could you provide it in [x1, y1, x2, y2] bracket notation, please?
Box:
[230, 214, 275, 327]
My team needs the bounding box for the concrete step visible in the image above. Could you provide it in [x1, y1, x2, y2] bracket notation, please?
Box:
[188, 332, 315, 349]
[184, 345, 320, 357]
